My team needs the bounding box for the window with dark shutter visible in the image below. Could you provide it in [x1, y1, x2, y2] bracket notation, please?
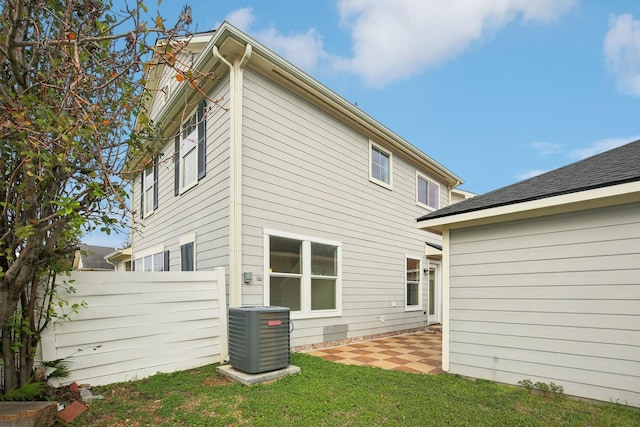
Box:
[141, 158, 158, 216]
[174, 135, 180, 196]
[164, 250, 170, 271]
[139, 171, 144, 219]
[153, 158, 159, 210]
[175, 101, 207, 195]
[197, 100, 206, 180]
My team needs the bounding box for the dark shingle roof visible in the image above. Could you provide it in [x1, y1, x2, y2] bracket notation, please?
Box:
[418, 139, 640, 222]
[78, 244, 116, 270]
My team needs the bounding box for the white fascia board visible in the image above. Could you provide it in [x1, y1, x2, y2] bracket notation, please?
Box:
[418, 181, 640, 233]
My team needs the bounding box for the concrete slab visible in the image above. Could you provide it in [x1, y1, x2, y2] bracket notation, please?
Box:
[217, 364, 301, 385]
[0, 401, 57, 427]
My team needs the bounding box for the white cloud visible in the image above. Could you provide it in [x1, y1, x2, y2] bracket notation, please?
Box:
[334, 0, 576, 86]
[604, 14, 640, 97]
[569, 136, 639, 160]
[222, 1, 575, 86]
[225, 8, 256, 32]
[517, 169, 549, 180]
[253, 26, 327, 71]
[530, 142, 563, 156]
[223, 8, 327, 73]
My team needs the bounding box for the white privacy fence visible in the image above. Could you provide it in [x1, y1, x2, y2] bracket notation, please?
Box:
[40, 269, 227, 387]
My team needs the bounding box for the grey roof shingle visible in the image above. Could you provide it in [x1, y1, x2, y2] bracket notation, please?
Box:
[78, 244, 116, 270]
[418, 139, 640, 222]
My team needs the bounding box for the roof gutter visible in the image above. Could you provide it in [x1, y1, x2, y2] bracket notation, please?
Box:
[418, 180, 640, 233]
[212, 43, 252, 309]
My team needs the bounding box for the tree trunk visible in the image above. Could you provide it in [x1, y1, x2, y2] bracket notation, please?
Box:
[18, 335, 36, 387]
[1, 326, 17, 392]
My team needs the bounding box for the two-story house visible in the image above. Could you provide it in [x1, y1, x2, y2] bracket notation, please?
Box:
[130, 22, 463, 349]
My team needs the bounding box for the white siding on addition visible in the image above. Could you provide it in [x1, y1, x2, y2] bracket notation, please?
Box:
[447, 202, 640, 407]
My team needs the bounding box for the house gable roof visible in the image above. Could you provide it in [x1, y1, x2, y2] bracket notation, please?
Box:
[418, 139, 640, 223]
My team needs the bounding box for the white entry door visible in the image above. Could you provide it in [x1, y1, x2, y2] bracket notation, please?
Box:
[428, 262, 441, 324]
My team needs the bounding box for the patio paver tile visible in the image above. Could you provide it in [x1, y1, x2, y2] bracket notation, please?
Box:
[306, 331, 442, 375]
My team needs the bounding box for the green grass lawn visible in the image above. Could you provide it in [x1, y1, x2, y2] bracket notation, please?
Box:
[77, 353, 639, 426]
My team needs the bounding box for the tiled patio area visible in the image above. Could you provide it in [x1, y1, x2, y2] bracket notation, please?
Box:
[308, 330, 442, 374]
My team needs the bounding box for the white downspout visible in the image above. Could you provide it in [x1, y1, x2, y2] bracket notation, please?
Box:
[212, 44, 252, 308]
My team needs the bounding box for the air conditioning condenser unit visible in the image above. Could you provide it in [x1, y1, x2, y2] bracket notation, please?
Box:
[228, 306, 290, 374]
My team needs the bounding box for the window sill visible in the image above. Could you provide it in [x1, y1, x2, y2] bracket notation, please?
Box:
[369, 177, 393, 190]
[404, 306, 423, 312]
[179, 180, 198, 195]
[291, 310, 342, 320]
[416, 201, 437, 211]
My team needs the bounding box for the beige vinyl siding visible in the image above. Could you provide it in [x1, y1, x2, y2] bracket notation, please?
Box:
[240, 69, 444, 346]
[147, 51, 199, 121]
[447, 202, 640, 406]
[131, 78, 231, 271]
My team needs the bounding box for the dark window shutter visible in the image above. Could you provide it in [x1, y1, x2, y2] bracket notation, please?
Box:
[140, 172, 144, 219]
[153, 157, 159, 210]
[197, 101, 206, 180]
[163, 250, 170, 271]
[174, 135, 180, 196]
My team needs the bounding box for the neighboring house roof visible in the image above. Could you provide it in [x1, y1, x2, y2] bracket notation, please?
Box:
[418, 139, 640, 226]
[105, 247, 132, 264]
[74, 244, 117, 271]
[143, 22, 463, 188]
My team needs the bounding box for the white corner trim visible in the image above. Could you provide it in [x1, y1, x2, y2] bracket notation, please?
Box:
[441, 229, 450, 372]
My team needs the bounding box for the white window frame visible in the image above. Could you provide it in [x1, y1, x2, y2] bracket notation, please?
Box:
[369, 140, 393, 190]
[264, 229, 342, 320]
[179, 110, 199, 193]
[180, 233, 196, 271]
[405, 255, 423, 311]
[134, 245, 165, 272]
[143, 165, 156, 216]
[416, 172, 440, 210]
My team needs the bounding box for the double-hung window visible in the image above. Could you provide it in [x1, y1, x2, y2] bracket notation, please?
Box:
[175, 101, 207, 195]
[181, 115, 198, 188]
[140, 157, 158, 218]
[265, 230, 341, 318]
[416, 173, 439, 210]
[134, 245, 169, 272]
[405, 256, 422, 310]
[369, 140, 392, 189]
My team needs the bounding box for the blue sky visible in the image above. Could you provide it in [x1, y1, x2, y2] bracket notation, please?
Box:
[85, 0, 640, 247]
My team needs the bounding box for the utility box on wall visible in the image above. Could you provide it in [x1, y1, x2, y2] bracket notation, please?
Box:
[228, 306, 291, 374]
